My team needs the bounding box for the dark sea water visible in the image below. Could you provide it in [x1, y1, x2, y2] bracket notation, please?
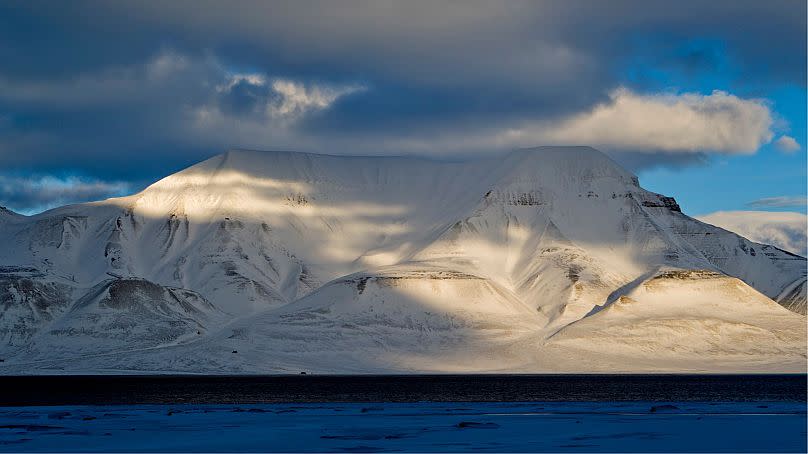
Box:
[0, 375, 804, 452]
[1, 374, 804, 405]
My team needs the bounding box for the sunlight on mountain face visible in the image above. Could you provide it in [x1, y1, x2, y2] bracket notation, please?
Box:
[0, 147, 804, 373]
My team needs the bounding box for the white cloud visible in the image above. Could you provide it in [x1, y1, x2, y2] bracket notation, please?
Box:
[500, 88, 775, 153]
[696, 210, 807, 256]
[269, 79, 364, 118]
[189, 73, 365, 149]
[214, 72, 365, 118]
[215, 73, 268, 93]
[747, 196, 807, 209]
[774, 135, 800, 153]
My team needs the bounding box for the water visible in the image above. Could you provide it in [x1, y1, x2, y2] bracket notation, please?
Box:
[0, 375, 804, 452]
[2, 374, 804, 404]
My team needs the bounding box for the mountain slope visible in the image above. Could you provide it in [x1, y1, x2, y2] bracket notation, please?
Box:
[544, 270, 806, 372]
[0, 147, 804, 373]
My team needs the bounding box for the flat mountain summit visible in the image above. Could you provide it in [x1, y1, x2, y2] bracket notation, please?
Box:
[0, 147, 805, 373]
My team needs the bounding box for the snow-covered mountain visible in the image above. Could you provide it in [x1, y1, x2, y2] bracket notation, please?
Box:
[0, 147, 805, 373]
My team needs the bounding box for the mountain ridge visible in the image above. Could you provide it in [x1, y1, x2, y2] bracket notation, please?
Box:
[0, 146, 804, 373]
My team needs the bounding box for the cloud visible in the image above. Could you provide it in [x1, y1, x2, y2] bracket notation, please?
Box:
[270, 79, 365, 118]
[696, 210, 807, 256]
[190, 72, 366, 152]
[502, 89, 774, 153]
[0, 50, 195, 107]
[0, 1, 804, 187]
[0, 51, 367, 176]
[309, 88, 775, 157]
[212, 73, 364, 119]
[0, 174, 130, 215]
[774, 135, 800, 153]
[70, 1, 804, 86]
[747, 196, 807, 209]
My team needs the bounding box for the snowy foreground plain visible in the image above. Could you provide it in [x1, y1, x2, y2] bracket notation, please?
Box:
[0, 146, 805, 373]
[0, 401, 805, 452]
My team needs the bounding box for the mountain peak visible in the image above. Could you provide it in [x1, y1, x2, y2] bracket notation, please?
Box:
[501, 146, 638, 188]
[508, 146, 626, 168]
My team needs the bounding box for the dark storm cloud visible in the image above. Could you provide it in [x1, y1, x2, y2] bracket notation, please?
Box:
[0, 173, 131, 214]
[0, 0, 805, 211]
[218, 79, 275, 117]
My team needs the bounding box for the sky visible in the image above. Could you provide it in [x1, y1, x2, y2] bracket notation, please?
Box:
[0, 1, 805, 251]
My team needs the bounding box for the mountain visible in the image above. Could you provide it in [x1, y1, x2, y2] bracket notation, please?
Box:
[0, 147, 804, 373]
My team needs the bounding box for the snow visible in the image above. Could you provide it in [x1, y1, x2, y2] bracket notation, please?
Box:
[0, 146, 804, 373]
[544, 270, 806, 372]
[0, 401, 804, 452]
